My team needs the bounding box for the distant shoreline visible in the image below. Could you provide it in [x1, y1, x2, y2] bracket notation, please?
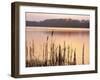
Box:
[26, 27, 89, 32]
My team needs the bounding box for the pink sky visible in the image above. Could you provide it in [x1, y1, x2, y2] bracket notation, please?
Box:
[26, 12, 90, 21]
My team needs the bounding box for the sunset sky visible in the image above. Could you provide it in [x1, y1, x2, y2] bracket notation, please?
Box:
[26, 12, 90, 21]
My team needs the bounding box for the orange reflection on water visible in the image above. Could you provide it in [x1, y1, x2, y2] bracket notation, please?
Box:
[25, 27, 89, 66]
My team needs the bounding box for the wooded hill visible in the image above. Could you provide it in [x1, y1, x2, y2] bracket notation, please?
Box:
[26, 19, 89, 28]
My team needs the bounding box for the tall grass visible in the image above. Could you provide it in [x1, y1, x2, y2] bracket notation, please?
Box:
[26, 31, 85, 67]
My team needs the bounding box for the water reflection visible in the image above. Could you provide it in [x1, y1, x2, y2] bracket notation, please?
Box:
[25, 27, 89, 67]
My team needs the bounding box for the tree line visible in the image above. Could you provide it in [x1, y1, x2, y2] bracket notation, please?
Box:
[26, 19, 89, 28]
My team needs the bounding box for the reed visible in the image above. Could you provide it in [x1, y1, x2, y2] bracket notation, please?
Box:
[82, 44, 85, 64]
[26, 31, 85, 67]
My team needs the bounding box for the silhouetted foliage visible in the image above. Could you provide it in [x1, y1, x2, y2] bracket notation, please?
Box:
[26, 31, 86, 67]
[26, 19, 89, 28]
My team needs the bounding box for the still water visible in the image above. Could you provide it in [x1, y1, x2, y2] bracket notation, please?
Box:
[25, 27, 89, 65]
